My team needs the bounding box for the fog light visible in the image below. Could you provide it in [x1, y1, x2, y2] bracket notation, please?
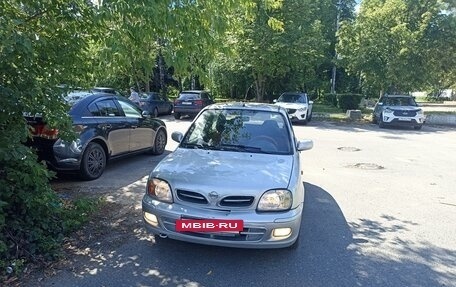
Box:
[144, 212, 159, 227]
[272, 228, 292, 238]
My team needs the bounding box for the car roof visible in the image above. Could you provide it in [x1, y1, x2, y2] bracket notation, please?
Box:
[180, 90, 207, 94]
[382, 94, 413, 98]
[207, 102, 286, 113]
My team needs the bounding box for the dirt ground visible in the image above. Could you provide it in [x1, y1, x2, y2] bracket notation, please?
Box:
[7, 187, 140, 287]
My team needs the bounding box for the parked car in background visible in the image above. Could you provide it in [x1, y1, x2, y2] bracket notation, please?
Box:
[26, 93, 167, 180]
[142, 102, 314, 248]
[139, 92, 173, 117]
[273, 92, 313, 124]
[91, 87, 124, 97]
[173, 90, 214, 119]
[372, 94, 425, 130]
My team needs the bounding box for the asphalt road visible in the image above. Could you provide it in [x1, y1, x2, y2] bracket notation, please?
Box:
[24, 116, 456, 287]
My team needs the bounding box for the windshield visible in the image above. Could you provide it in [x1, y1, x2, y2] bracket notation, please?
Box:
[178, 93, 200, 100]
[383, 97, 417, 106]
[277, 93, 306, 103]
[181, 109, 292, 155]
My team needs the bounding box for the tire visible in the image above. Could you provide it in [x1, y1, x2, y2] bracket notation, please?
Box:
[151, 128, 167, 155]
[153, 108, 159, 118]
[414, 125, 422, 130]
[167, 105, 173, 115]
[372, 114, 378, 124]
[80, 142, 106, 180]
[307, 112, 312, 122]
[378, 113, 385, 128]
[174, 112, 181, 120]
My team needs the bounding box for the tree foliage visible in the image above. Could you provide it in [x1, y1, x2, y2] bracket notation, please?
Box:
[337, 0, 456, 96]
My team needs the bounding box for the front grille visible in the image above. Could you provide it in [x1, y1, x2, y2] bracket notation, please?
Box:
[176, 190, 208, 204]
[220, 196, 254, 207]
[287, 109, 296, 114]
[393, 110, 417, 117]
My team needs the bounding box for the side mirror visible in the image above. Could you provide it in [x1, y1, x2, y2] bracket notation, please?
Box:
[297, 139, 313, 151]
[309, 100, 314, 105]
[142, 110, 151, 118]
[171, 131, 184, 143]
[273, 99, 277, 103]
[377, 102, 383, 106]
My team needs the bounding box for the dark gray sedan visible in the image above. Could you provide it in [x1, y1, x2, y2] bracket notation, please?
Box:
[27, 93, 167, 180]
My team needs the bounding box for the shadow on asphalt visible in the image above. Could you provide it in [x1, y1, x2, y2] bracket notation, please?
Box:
[26, 182, 455, 286]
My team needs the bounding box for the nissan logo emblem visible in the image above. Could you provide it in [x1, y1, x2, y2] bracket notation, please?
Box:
[208, 191, 219, 200]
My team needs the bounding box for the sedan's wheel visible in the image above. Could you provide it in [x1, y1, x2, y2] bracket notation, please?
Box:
[80, 142, 106, 180]
[173, 112, 181, 120]
[153, 108, 159, 118]
[151, 129, 167, 155]
[167, 106, 173, 115]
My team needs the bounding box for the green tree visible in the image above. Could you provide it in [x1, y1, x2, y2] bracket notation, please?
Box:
[337, 0, 456, 96]
[0, 0, 98, 274]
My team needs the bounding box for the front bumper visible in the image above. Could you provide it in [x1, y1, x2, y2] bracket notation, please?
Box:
[142, 195, 303, 248]
[288, 109, 308, 122]
[381, 114, 425, 127]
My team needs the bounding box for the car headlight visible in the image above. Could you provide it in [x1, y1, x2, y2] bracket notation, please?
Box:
[147, 178, 173, 203]
[257, 189, 292, 211]
[298, 107, 307, 112]
[383, 108, 394, 114]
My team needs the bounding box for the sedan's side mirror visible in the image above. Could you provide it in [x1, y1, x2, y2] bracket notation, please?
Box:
[142, 110, 151, 118]
[273, 99, 277, 103]
[297, 139, 313, 151]
[171, 131, 184, 143]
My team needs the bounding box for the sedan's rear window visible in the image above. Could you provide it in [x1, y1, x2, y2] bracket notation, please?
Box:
[178, 93, 200, 100]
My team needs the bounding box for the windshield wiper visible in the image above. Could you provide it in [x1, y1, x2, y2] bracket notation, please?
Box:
[219, 144, 263, 153]
[180, 142, 217, 150]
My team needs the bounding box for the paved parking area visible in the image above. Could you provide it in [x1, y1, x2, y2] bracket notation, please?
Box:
[28, 117, 456, 287]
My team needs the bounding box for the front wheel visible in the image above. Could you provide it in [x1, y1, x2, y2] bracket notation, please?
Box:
[307, 111, 312, 122]
[80, 142, 106, 180]
[150, 129, 167, 155]
[153, 108, 159, 118]
[414, 125, 422, 130]
[378, 114, 385, 128]
[173, 112, 181, 120]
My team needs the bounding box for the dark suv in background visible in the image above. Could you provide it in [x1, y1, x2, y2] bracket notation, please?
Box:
[173, 90, 214, 119]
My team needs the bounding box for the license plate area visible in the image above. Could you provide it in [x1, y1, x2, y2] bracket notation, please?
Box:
[182, 101, 192, 105]
[398, 117, 412, 121]
[176, 219, 244, 232]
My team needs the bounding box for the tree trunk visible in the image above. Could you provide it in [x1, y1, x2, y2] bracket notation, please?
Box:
[253, 73, 265, 102]
[158, 51, 166, 96]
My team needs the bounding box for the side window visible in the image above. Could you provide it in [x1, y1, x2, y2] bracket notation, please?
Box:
[88, 103, 100, 116]
[118, 100, 142, 118]
[94, 100, 121, 117]
[201, 93, 208, 100]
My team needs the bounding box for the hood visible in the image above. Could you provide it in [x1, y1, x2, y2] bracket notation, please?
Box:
[385, 106, 421, 111]
[274, 102, 308, 109]
[152, 148, 294, 196]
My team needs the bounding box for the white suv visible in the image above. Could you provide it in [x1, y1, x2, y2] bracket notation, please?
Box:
[372, 95, 425, 130]
[274, 92, 313, 124]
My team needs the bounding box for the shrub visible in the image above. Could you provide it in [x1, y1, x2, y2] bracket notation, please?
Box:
[336, 94, 363, 111]
[320, 93, 338, 107]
